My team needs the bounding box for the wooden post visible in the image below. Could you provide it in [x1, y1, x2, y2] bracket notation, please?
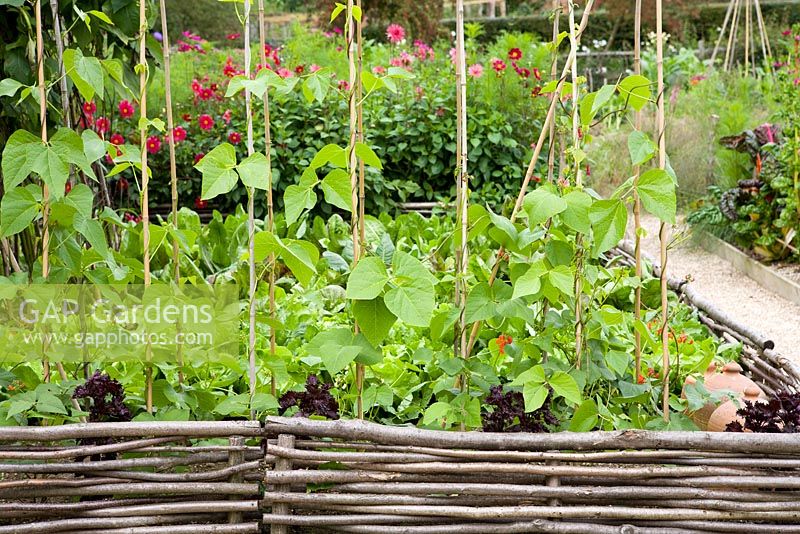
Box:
[355, 0, 366, 420]
[269, 434, 295, 534]
[710, 0, 735, 66]
[227, 436, 245, 524]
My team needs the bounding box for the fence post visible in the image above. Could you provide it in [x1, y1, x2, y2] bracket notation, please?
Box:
[227, 435, 245, 524]
[270, 433, 295, 534]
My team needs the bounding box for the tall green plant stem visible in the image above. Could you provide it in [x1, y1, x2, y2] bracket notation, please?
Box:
[138, 0, 153, 413]
[465, 0, 596, 358]
[243, 0, 258, 419]
[345, 0, 363, 419]
[257, 0, 277, 397]
[633, 0, 643, 381]
[158, 0, 183, 386]
[568, 0, 585, 369]
[655, 0, 670, 422]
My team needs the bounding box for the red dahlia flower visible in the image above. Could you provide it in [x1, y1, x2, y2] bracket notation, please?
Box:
[198, 114, 214, 130]
[508, 48, 523, 61]
[146, 135, 161, 154]
[118, 100, 135, 119]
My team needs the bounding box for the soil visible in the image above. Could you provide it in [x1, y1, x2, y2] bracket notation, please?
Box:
[629, 214, 800, 363]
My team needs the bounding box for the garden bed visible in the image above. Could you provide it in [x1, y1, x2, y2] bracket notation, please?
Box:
[698, 232, 800, 307]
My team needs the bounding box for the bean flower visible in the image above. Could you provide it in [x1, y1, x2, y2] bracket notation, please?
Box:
[83, 101, 96, 115]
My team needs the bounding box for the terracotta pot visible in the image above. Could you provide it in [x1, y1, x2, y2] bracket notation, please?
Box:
[683, 362, 764, 430]
[704, 362, 763, 397]
[707, 387, 762, 432]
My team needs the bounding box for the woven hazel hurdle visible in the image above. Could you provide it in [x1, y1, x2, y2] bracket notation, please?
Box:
[263, 418, 800, 533]
[0, 421, 269, 533]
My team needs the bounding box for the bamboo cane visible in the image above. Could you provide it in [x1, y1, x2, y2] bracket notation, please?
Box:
[243, 0, 257, 419]
[137, 0, 154, 412]
[633, 0, 643, 379]
[710, 0, 736, 66]
[157, 0, 184, 388]
[345, 0, 364, 419]
[567, 0, 584, 369]
[354, 0, 366, 420]
[655, 0, 669, 422]
[744, 0, 751, 74]
[34, 0, 53, 386]
[49, 0, 70, 130]
[724, 0, 741, 71]
[455, 0, 469, 404]
[256, 0, 277, 397]
[546, 0, 560, 183]
[753, 0, 772, 60]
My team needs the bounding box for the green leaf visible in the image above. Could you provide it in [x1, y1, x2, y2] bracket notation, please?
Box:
[330, 2, 346, 22]
[302, 74, 329, 104]
[384, 278, 434, 327]
[353, 298, 396, 346]
[465, 282, 501, 322]
[0, 78, 24, 98]
[512, 260, 547, 299]
[392, 250, 437, 286]
[346, 257, 389, 300]
[196, 143, 238, 200]
[237, 152, 269, 190]
[423, 401, 452, 426]
[618, 74, 652, 111]
[561, 190, 592, 234]
[523, 383, 549, 412]
[2, 129, 45, 190]
[310, 144, 347, 170]
[63, 48, 104, 102]
[637, 168, 676, 224]
[355, 142, 382, 169]
[32, 146, 69, 200]
[74, 212, 110, 260]
[509, 365, 546, 387]
[283, 183, 317, 226]
[321, 168, 352, 211]
[570, 399, 599, 431]
[51, 128, 95, 181]
[0, 186, 39, 238]
[605, 350, 630, 377]
[547, 265, 574, 297]
[524, 188, 567, 227]
[549, 371, 581, 405]
[6, 391, 36, 418]
[81, 129, 107, 163]
[589, 199, 627, 256]
[281, 239, 319, 287]
[36, 391, 68, 415]
[628, 130, 657, 167]
[64, 183, 94, 218]
[321, 344, 361, 375]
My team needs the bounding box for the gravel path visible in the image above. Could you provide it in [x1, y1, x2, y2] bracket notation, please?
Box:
[628, 214, 800, 363]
